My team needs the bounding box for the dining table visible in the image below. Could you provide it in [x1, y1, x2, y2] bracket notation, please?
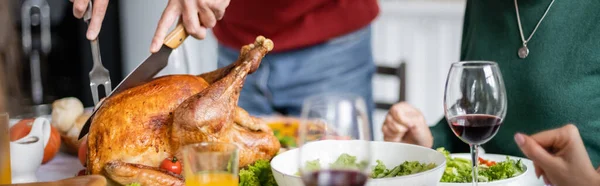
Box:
[1, 151, 101, 186]
[35, 151, 83, 182]
[24, 147, 546, 186]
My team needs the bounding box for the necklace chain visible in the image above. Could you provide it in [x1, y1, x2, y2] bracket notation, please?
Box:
[514, 0, 555, 59]
[514, 0, 555, 45]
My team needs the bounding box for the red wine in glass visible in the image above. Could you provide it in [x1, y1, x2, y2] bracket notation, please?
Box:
[444, 61, 507, 186]
[448, 114, 502, 144]
[301, 170, 368, 186]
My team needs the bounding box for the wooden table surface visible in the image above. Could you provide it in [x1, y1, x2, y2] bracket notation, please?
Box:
[1, 175, 106, 186]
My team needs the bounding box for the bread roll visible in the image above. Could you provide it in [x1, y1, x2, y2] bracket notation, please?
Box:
[63, 110, 92, 155]
[68, 111, 91, 138]
[51, 97, 84, 133]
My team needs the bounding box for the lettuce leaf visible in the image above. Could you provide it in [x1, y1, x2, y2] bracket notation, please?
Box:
[372, 160, 436, 178]
[273, 130, 296, 148]
[239, 159, 278, 186]
[330, 153, 368, 170]
[372, 160, 388, 178]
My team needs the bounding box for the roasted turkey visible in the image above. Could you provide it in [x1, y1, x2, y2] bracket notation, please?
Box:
[86, 36, 280, 186]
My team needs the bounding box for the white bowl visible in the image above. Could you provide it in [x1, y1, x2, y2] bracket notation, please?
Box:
[439, 153, 541, 186]
[271, 141, 447, 186]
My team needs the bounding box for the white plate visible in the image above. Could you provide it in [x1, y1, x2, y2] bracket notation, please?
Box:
[438, 153, 545, 186]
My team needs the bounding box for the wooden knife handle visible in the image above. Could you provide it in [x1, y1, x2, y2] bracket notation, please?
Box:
[163, 23, 189, 49]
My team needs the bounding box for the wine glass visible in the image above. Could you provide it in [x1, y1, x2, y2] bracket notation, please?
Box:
[444, 61, 507, 185]
[298, 93, 372, 186]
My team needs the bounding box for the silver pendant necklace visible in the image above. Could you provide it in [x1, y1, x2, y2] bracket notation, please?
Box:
[514, 0, 555, 59]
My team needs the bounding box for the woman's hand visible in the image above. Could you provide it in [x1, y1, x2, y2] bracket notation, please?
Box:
[515, 124, 600, 186]
[381, 102, 433, 148]
[71, 0, 110, 40]
[150, 0, 230, 53]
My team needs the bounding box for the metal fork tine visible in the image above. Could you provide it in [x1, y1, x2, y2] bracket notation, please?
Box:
[104, 82, 112, 98]
[90, 83, 99, 105]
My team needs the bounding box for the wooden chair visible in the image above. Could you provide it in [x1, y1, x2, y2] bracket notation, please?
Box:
[374, 61, 407, 110]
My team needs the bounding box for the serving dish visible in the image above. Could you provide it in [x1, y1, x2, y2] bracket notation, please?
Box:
[271, 141, 447, 186]
[439, 153, 544, 186]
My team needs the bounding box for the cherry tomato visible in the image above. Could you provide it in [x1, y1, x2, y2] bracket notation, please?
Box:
[478, 157, 496, 166]
[77, 169, 87, 176]
[160, 157, 182, 174]
[78, 137, 88, 167]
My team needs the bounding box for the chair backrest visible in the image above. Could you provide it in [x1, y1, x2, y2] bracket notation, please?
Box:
[374, 61, 406, 110]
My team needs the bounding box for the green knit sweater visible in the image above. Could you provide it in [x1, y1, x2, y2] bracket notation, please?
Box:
[431, 0, 600, 167]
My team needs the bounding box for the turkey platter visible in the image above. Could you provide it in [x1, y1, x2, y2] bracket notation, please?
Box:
[85, 36, 280, 186]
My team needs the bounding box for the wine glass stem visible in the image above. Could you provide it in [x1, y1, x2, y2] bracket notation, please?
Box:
[470, 144, 479, 186]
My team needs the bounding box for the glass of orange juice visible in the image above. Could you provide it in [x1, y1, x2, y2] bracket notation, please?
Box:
[182, 142, 239, 186]
[0, 113, 11, 184]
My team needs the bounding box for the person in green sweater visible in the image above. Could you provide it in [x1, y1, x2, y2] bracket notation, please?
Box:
[382, 0, 600, 182]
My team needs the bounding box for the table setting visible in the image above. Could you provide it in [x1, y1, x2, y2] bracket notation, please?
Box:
[2, 0, 599, 184]
[2, 61, 546, 186]
[0, 28, 546, 186]
[3, 114, 546, 186]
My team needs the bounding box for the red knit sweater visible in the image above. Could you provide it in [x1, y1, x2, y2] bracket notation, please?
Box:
[213, 0, 380, 52]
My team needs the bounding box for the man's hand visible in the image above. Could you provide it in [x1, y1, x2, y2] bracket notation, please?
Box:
[71, 0, 109, 40]
[515, 124, 600, 186]
[150, 0, 231, 53]
[382, 102, 433, 148]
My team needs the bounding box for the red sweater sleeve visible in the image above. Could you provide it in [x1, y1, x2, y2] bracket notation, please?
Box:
[213, 0, 380, 52]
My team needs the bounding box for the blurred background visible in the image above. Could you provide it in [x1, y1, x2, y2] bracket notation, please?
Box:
[0, 0, 466, 141]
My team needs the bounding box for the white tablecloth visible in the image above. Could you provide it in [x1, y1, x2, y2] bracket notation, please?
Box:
[35, 151, 84, 182]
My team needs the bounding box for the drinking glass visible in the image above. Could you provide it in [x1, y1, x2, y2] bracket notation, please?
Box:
[298, 93, 372, 186]
[181, 142, 239, 186]
[444, 61, 507, 185]
[0, 113, 11, 184]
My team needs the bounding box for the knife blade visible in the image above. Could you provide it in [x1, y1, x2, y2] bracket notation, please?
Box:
[79, 23, 188, 139]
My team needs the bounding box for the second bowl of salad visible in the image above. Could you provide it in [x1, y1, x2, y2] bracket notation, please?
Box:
[437, 148, 531, 186]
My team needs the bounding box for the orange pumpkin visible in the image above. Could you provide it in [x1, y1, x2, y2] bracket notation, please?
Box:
[10, 118, 62, 164]
[78, 136, 87, 167]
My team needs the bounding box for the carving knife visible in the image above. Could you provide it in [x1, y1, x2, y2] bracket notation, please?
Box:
[79, 23, 189, 139]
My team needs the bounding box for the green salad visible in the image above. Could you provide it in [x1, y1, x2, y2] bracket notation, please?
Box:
[301, 153, 369, 173]
[301, 153, 437, 179]
[371, 159, 437, 178]
[239, 159, 278, 186]
[273, 130, 296, 148]
[125, 147, 524, 186]
[437, 148, 526, 183]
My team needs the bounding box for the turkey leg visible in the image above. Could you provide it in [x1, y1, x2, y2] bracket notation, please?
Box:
[198, 36, 273, 84]
[172, 36, 280, 168]
[103, 161, 184, 186]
